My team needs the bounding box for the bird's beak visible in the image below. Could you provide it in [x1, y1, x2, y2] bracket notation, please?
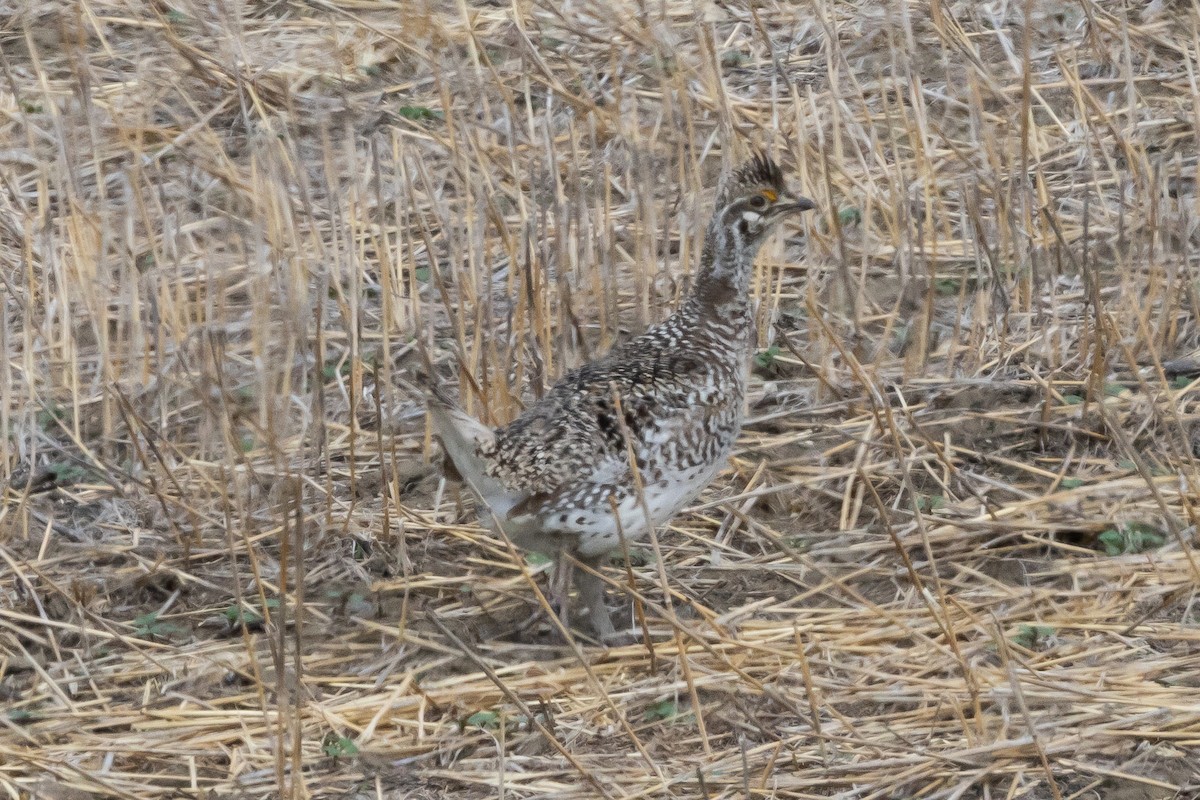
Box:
[778, 194, 817, 214]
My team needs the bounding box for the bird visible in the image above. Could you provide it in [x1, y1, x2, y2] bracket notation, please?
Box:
[422, 154, 815, 642]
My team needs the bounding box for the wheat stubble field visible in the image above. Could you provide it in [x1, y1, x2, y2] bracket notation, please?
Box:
[2, 0, 1200, 798]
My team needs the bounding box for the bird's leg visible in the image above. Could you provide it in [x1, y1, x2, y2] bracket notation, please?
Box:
[548, 556, 573, 627]
[512, 554, 572, 639]
[575, 556, 617, 641]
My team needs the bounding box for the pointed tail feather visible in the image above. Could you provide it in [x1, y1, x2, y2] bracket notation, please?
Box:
[400, 373, 521, 518]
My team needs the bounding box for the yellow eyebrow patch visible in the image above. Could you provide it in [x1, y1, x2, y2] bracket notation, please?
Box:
[761, 189, 777, 202]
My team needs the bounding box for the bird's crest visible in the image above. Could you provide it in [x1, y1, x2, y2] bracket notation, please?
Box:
[716, 151, 786, 206]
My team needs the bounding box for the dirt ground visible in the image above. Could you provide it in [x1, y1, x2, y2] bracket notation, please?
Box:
[2, 0, 1200, 798]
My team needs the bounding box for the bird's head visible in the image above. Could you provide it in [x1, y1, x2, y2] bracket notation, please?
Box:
[715, 154, 816, 243]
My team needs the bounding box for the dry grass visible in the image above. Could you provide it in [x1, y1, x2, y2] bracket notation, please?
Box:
[3, 0, 1200, 797]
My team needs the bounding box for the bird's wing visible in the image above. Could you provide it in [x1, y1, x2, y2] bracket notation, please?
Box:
[483, 348, 707, 495]
[412, 330, 711, 524]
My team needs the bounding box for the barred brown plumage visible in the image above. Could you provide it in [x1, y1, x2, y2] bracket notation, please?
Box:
[422, 154, 815, 642]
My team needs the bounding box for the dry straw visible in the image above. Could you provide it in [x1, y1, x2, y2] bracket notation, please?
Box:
[2, 0, 1199, 798]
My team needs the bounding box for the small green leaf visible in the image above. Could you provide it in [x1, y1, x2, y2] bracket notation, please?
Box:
[37, 403, 66, 430]
[1116, 459, 1137, 471]
[837, 206, 862, 226]
[7, 709, 34, 724]
[1061, 394, 1083, 405]
[322, 734, 359, 758]
[525, 551, 552, 566]
[225, 605, 262, 626]
[46, 462, 86, 485]
[321, 361, 352, 381]
[1098, 528, 1124, 556]
[224, 598, 278, 628]
[1060, 478, 1083, 489]
[644, 700, 678, 721]
[413, 266, 431, 283]
[917, 494, 945, 512]
[1012, 624, 1055, 649]
[1103, 382, 1126, 397]
[398, 105, 440, 121]
[166, 9, 186, 23]
[467, 710, 500, 728]
[1172, 375, 1192, 390]
[133, 612, 183, 639]
[1099, 523, 1166, 556]
[754, 345, 781, 370]
[934, 277, 960, 295]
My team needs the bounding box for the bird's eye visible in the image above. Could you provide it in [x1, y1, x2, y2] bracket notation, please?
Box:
[749, 195, 768, 209]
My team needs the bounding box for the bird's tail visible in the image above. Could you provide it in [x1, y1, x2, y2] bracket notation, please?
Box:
[401, 373, 520, 518]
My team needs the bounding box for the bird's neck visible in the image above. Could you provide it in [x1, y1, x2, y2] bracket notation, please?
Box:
[684, 213, 760, 347]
